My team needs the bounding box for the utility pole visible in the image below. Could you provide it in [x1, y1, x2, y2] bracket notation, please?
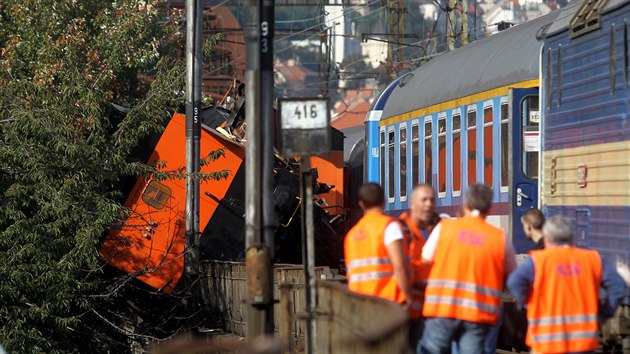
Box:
[462, 0, 469, 45]
[184, 0, 202, 296]
[447, 0, 455, 51]
[397, 0, 404, 67]
[260, 0, 276, 335]
[245, 0, 274, 340]
[387, 0, 395, 79]
[319, 27, 329, 96]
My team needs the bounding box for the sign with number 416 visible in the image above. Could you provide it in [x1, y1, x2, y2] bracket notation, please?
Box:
[279, 97, 330, 155]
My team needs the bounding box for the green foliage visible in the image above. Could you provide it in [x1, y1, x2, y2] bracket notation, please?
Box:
[0, 1, 217, 352]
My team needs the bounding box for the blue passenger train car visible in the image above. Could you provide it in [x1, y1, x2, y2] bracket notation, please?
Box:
[365, 13, 559, 253]
[541, 0, 630, 264]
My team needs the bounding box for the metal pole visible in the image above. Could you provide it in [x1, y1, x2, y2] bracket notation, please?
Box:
[300, 156, 316, 354]
[397, 0, 404, 66]
[462, 0, 468, 45]
[245, 0, 267, 340]
[260, 0, 276, 334]
[185, 0, 202, 289]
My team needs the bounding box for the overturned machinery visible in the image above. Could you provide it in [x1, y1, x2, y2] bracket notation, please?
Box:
[99, 100, 344, 294]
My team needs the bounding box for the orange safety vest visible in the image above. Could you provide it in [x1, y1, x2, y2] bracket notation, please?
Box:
[344, 212, 406, 303]
[423, 216, 506, 325]
[526, 247, 602, 353]
[400, 212, 431, 319]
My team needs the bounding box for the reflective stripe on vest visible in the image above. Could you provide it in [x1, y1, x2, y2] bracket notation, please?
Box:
[533, 331, 598, 343]
[346, 257, 391, 272]
[427, 279, 502, 298]
[348, 271, 394, 282]
[424, 295, 500, 314]
[529, 314, 598, 327]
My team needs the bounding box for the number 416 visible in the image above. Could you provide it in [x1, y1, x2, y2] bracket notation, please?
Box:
[294, 104, 318, 119]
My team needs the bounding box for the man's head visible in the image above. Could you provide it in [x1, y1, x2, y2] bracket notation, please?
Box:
[542, 215, 573, 246]
[358, 183, 385, 211]
[521, 209, 545, 240]
[410, 184, 435, 225]
[464, 184, 493, 215]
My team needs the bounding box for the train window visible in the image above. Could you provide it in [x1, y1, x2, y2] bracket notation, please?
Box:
[424, 119, 432, 187]
[610, 23, 617, 95]
[483, 106, 493, 187]
[142, 180, 172, 210]
[467, 110, 477, 186]
[438, 115, 447, 196]
[500, 103, 509, 189]
[452, 113, 461, 195]
[400, 126, 408, 201]
[380, 129, 385, 186]
[412, 123, 419, 186]
[388, 128, 395, 202]
[521, 96, 539, 179]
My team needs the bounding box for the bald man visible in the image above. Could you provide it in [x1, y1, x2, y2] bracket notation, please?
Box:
[399, 184, 439, 350]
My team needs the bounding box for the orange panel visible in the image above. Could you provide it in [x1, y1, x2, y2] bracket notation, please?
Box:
[99, 113, 244, 292]
[312, 150, 344, 216]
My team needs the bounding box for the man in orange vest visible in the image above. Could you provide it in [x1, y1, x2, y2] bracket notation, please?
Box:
[399, 184, 438, 349]
[419, 184, 516, 354]
[507, 215, 626, 354]
[344, 183, 411, 304]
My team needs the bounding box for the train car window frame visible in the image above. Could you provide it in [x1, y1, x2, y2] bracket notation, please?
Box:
[411, 120, 420, 186]
[388, 126, 396, 204]
[452, 109, 462, 197]
[424, 116, 433, 188]
[438, 113, 447, 198]
[483, 102, 494, 188]
[521, 95, 540, 180]
[399, 124, 408, 202]
[467, 106, 477, 187]
[380, 128, 385, 186]
[142, 180, 172, 210]
[499, 98, 509, 193]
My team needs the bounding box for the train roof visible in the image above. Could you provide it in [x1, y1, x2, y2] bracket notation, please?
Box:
[380, 10, 560, 121]
[546, 0, 628, 37]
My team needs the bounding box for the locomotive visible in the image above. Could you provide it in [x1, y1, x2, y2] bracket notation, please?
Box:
[364, 0, 630, 350]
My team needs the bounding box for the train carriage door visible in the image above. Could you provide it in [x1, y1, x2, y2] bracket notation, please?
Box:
[510, 88, 540, 253]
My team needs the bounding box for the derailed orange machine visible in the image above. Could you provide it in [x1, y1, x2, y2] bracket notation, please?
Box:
[99, 111, 344, 293]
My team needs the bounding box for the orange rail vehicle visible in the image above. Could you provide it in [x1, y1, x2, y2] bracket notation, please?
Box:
[99, 111, 344, 293]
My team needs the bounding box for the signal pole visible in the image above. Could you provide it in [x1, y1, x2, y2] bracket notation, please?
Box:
[184, 0, 202, 294]
[245, 0, 275, 340]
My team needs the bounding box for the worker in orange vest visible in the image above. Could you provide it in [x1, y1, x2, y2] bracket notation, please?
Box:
[507, 215, 626, 354]
[399, 184, 438, 350]
[419, 184, 516, 354]
[344, 183, 411, 305]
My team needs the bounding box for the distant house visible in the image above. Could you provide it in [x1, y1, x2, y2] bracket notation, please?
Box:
[331, 89, 374, 161]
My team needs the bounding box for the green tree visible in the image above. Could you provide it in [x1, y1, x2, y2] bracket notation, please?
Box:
[0, 1, 191, 352]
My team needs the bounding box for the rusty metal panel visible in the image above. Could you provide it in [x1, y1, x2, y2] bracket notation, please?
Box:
[202, 261, 408, 354]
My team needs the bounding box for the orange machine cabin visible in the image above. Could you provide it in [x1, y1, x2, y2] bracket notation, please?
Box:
[99, 113, 244, 293]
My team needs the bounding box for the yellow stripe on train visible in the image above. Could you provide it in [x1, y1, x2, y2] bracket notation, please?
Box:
[379, 79, 539, 127]
[542, 140, 630, 207]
